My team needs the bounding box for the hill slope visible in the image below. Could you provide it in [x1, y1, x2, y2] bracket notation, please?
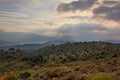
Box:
[0, 30, 72, 45]
[0, 42, 120, 80]
[0, 41, 67, 50]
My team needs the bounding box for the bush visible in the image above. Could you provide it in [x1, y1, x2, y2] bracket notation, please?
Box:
[19, 72, 31, 79]
[9, 48, 15, 52]
[1, 74, 18, 80]
[22, 55, 44, 65]
[45, 70, 59, 79]
[90, 73, 117, 80]
[62, 73, 80, 80]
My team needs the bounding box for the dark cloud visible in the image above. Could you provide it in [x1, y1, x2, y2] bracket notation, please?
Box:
[103, 0, 119, 5]
[63, 16, 88, 19]
[93, 1, 120, 21]
[58, 23, 107, 33]
[57, 0, 120, 22]
[57, 0, 97, 12]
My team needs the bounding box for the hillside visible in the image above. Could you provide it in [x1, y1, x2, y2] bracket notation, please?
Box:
[0, 41, 67, 50]
[0, 30, 72, 45]
[0, 42, 120, 80]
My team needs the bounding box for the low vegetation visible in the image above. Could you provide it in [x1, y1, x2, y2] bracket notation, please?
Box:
[0, 42, 120, 80]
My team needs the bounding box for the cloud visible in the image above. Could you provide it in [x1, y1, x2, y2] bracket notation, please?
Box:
[0, 0, 120, 41]
[56, 23, 120, 41]
[0, 11, 28, 18]
[58, 23, 107, 34]
[14, 0, 41, 10]
[103, 0, 119, 6]
[0, 0, 18, 12]
[93, 1, 120, 21]
[57, 0, 97, 12]
[57, 23, 107, 36]
[103, 26, 120, 40]
[0, 0, 41, 10]
[56, 23, 108, 41]
[57, 0, 120, 22]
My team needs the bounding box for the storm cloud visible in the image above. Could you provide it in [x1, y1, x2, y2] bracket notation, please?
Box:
[57, 0, 97, 12]
[103, 0, 119, 5]
[93, 2, 120, 21]
[57, 0, 120, 22]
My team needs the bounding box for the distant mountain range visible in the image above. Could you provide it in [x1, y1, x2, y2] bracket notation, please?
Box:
[0, 40, 18, 47]
[106, 40, 120, 44]
[0, 30, 72, 47]
[0, 41, 68, 50]
[0, 30, 120, 50]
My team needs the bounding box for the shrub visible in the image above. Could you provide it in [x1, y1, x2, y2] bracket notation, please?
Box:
[19, 72, 31, 79]
[61, 73, 81, 80]
[90, 73, 117, 80]
[45, 70, 59, 79]
[1, 74, 18, 80]
[9, 48, 15, 52]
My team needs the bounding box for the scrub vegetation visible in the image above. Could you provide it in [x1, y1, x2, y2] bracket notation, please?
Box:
[0, 42, 120, 80]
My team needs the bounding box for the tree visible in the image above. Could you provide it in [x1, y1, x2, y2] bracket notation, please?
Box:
[9, 48, 15, 51]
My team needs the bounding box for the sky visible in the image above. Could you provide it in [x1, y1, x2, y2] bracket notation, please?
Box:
[0, 0, 120, 41]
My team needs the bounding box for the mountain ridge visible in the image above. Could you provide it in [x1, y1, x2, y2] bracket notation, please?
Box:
[0, 30, 72, 46]
[106, 40, 120, 44]
[0, 40, 68, 50]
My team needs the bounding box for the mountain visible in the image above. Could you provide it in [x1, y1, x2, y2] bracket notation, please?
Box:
[106, 40, 120, 44]
[0, 30, 53, 43]
[0, 40, 17, 47]
[0, 41, 67, 50]
[0, 30, 72, 45]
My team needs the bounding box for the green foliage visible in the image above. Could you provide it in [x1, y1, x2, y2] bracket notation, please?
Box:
[19, 72, 31, 79]
[35, 42, 120, 63]
[2, 74, 18, 80]
[90, 73, 117, 80]
[22, 55, 45, 66]
[9, 48, 15, 51]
